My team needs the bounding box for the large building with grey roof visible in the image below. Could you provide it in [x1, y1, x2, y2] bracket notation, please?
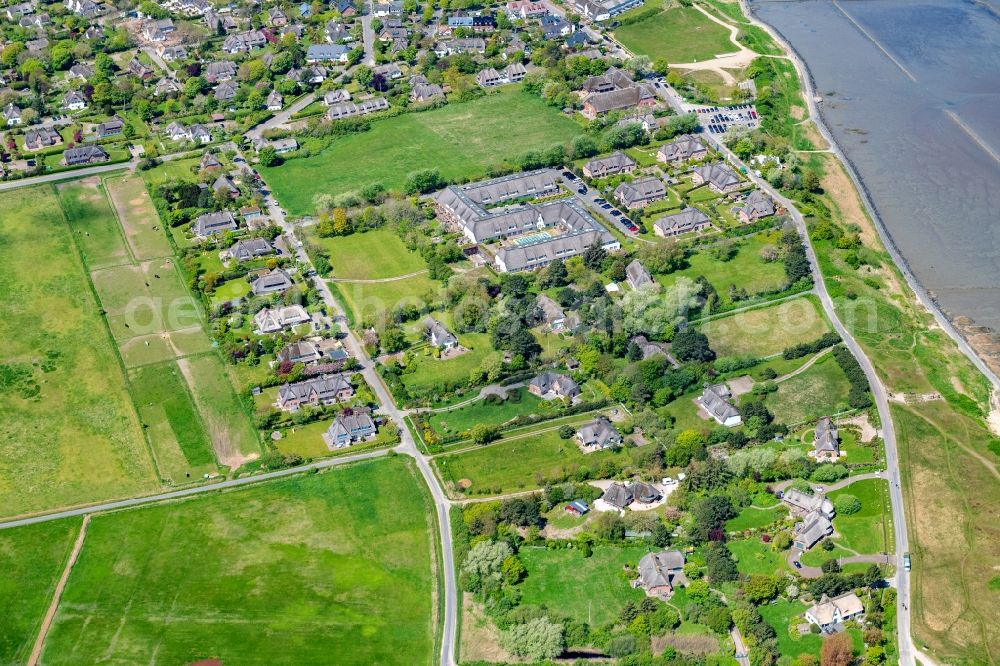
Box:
[435, 172, 619, 272]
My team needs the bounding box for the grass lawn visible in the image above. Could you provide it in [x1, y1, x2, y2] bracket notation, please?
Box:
[400, 334, 496, 394]
[656, 231, 788, 306]
[760, 600, 864, 658]
[700, 296, 830, 358]
[41, 458, 437, 666]
[727, 538, 789, 576]
[435, 425, 625, 495]
[331, 273, 441, 325]
[262, 87, 584, 215]
[128, 360, 218, 483]
[764, 354, 852, 425]
[56, 181, 130, 270]
[758, 600, 820, 657]
[211, 276, 251, 306]
[177, 354, 261, 465]
[800, 543, 853, 567]
[0, 186, 159, 518]
[613, 2, 736, 62]
[312, 227, 427, 280]
[427, 387, 545, 435]
[725, 505, 788, 532]
[517, 545, 650, 625]
[271, 419, 396, 458]
[0, 518, 83, 664]
[659, 391, 712, 435]
[829, 478, 891, 555]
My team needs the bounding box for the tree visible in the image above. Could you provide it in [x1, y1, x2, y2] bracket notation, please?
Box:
[461, 540, 512, 592]
[404, 168, 443, 194]
[500, 617, 565, 660]
[501, 554, 526, 584]
[500, 497, 541, 527]
[258, 146, 279, 167]
[354, 65, 374, 89]
[470, 423, 501, 445]
[820, 632, 854, 666]
[743, 574, 780, 603]
[834, 494, 861, 515]
[704, 606, 733, 634]
[671, 326, 715, 362]
[558, 425, 575, 439]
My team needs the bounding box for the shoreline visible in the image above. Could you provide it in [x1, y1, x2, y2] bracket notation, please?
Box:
[738, 0, 1000, 392]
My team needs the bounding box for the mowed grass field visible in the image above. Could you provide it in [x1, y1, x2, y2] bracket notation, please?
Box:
[0, 186, 159, 518]
[828, 478, 891, 555]
[727, 538, 788, 577]
[41, 458, 437, 665]
[435, 424, 626, 495]
[427, 387, 545, 435]
[58, 179, 256, 475]
[332, 274, 441, 324]
[128, 360, 217, 484]
[613, 1, 737, 62]
[700, 296, 830, 358]
[262, 88, 584, 215]
[764, 354, 852, 424]
[177, 354, 260, 466]
[56, 180, 130, 270]
[314, 227, 427, 280]
[518, 546, 650, 625]
[0, 518, 82, 664]
[656, 232, 788, 307]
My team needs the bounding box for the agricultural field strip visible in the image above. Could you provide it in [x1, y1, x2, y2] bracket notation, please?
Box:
[0, 449, 389, 532]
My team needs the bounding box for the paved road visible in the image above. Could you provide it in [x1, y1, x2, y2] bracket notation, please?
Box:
[772, 471, 883, 494]
[731, 626, 751, 666]
[704, 130, 916, 663]
[0, 449, 388, 531]
[247, 92, 317, 139]
[0, 162, 132, 191]
[142, 46, 173, 79]
[254, 163, 459, 666]
[643, 21, 923, 657]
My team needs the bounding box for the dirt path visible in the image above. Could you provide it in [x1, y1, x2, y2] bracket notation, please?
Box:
[774, 348, 832, 384]
[28, 515, 91, 666]
[328, 269, 429, 283]
[668, 4, 761, 82]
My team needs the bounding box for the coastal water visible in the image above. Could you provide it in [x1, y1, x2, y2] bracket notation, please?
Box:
[749, 0, 1000, 332]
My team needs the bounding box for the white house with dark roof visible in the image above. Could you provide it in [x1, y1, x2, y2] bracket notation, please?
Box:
[192, 211, 238, 237]
[323, 411, 377, 449]
[63, 145, 108, 166]
[62, 90, 88, 111]
[813, 416, 841, 460]
[699, 383, 741, 427]
[576, 417, 622, 450]
[427, 318, 457, 349]
[222, 238, 274, 262]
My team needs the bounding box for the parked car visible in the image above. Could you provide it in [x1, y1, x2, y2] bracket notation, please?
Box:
[793, 560, 802, 569]
[594, 198, 606, 204]
[610, 209, 622, 217]
[562, 170, 577, 181]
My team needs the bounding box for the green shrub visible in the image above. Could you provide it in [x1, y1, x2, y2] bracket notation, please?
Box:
[834, 494, 861, 515]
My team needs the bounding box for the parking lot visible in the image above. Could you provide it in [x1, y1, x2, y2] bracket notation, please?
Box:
[560, 169, 640, 236]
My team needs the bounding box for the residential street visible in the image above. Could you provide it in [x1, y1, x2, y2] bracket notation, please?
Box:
[257, 173, 459, 666]
[0, 162, 131, 190]
[247, 92, 317, 139]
